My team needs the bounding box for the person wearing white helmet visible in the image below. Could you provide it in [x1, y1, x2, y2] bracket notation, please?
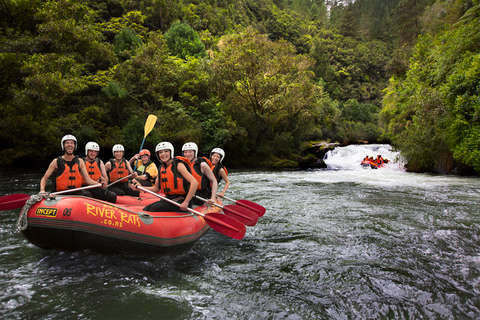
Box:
[210, 148, 230, 198]
[39, 135, 108, 194]
[81, 142, 117, 203]
[104, 144, 139, 197]
[182, 142, 218, 206]
[135, 142, 198, 212]
[129, 149, 158, 187]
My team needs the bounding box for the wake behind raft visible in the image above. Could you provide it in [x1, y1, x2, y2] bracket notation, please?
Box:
[16, 194, 224, 255]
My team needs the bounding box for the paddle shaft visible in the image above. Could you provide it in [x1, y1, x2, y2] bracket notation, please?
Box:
[137, 186, 246, 239]
[138, 187, 204, 216]
[0, 184, 102, 210]
[107, 174, 133, 187]
[52, 183, 102, 195]
[195, 195, 224, 209]
[133, 139, 146, 172]
[219, 194, 266, 217]
[0, 194, 31, 211]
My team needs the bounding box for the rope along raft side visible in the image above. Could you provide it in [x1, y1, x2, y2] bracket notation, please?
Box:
[16, 194, 44, 231]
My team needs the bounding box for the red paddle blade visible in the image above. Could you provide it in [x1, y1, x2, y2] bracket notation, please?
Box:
[0, 194, 31, 210]
[203, 212, 246, 240]
[222, 204, 258, 227]
[236, 200, 266, 217]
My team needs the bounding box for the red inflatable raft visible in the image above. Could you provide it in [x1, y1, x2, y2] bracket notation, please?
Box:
[360, 160, 382, 169]
[19, 194, 221, 255]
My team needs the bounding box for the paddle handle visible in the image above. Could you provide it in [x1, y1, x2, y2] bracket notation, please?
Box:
[218, 194, 236, 202]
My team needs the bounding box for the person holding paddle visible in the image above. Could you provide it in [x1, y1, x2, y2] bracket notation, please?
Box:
[81, 141, 117, 203]
[129, 149, 158, 187]
[104, 144, 139, 197]
[182, 142, 218, 206]
[210, 148, 230, 198]
[134, 142, 198, 212]
[39, 135, 108, 195]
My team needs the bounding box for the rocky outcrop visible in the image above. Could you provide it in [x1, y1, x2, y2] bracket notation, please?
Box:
[299, 142, 345, 169]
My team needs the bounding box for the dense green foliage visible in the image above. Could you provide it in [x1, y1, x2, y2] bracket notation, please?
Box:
[0, 0, 478, 172]
[381, 0, 480, 173]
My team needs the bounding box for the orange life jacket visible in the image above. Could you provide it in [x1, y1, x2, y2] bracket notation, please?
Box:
[52, 156, 83, 192]
[190, 157, 213, 191]
[159, 157, 192, 196]
[82, 157, 102, 185]
[211, 163, 228, 183]
[108, 158, 129, 183]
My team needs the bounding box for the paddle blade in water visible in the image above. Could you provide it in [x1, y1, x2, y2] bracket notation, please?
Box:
[236, 200, 266, 217]
[222, 204, 259, 226]
[0, 194, 31, 210]
[203, 212, 246, 240]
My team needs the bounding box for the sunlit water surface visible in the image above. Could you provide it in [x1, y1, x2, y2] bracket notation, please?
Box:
[1, 145, 480, 319]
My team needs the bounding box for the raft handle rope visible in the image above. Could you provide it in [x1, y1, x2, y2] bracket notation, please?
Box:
[16, 193, 53, 231]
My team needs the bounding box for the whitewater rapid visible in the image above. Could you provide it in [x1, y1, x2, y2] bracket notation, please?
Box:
[323, 144, 405, 171]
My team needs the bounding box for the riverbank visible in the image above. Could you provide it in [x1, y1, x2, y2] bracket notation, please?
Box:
[264, 141, 478, 176]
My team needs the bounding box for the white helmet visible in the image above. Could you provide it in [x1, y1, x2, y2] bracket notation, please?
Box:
[112, 144, 125, 156]
[61, 134, 77, 151]
[182, 142, 198, 158]
[210, 148, 225, 162]
[85, 141, 100, 155]
[155, 142, 174, 161]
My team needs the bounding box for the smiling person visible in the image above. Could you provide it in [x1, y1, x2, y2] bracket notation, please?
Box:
[129, 149, 158, 187]
[182, 142, 218, 206]
[81, 141, 117, 203]
[39, 135, 107, 194]
[104, 144, 139, 197]
[210, 148, 230, 198]
[135, 142, 198, 212]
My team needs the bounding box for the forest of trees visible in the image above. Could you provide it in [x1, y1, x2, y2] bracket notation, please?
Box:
[0, 0, 478, 173]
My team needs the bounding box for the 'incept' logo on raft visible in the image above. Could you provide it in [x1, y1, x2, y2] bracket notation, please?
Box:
[35, 207, 58, 217]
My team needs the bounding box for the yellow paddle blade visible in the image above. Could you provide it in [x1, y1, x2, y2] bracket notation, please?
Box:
[144, 114, 157, 138]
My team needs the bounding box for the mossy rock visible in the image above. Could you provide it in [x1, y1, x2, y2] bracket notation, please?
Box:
[260, 157, 298, 168]
[298, 153, 327, 169]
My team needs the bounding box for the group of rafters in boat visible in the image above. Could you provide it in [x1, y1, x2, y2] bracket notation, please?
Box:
[360, 155, 390, 169]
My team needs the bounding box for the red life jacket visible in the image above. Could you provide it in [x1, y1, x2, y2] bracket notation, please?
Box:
[82, 157, 102, 185]
[53, 156, 83, 192]
[159, 157, 192, 196]
[190, 157, 213, 191]
[108, 158, 129, 183]
[211, 163, 228, 183]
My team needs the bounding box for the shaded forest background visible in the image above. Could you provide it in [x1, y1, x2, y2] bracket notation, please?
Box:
[0, 0, 479, 172]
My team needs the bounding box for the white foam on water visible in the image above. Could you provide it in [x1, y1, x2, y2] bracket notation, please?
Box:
[323, 144, 404, 171]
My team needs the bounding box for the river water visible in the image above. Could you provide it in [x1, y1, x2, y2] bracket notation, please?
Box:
[1, 145, 480, 319]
